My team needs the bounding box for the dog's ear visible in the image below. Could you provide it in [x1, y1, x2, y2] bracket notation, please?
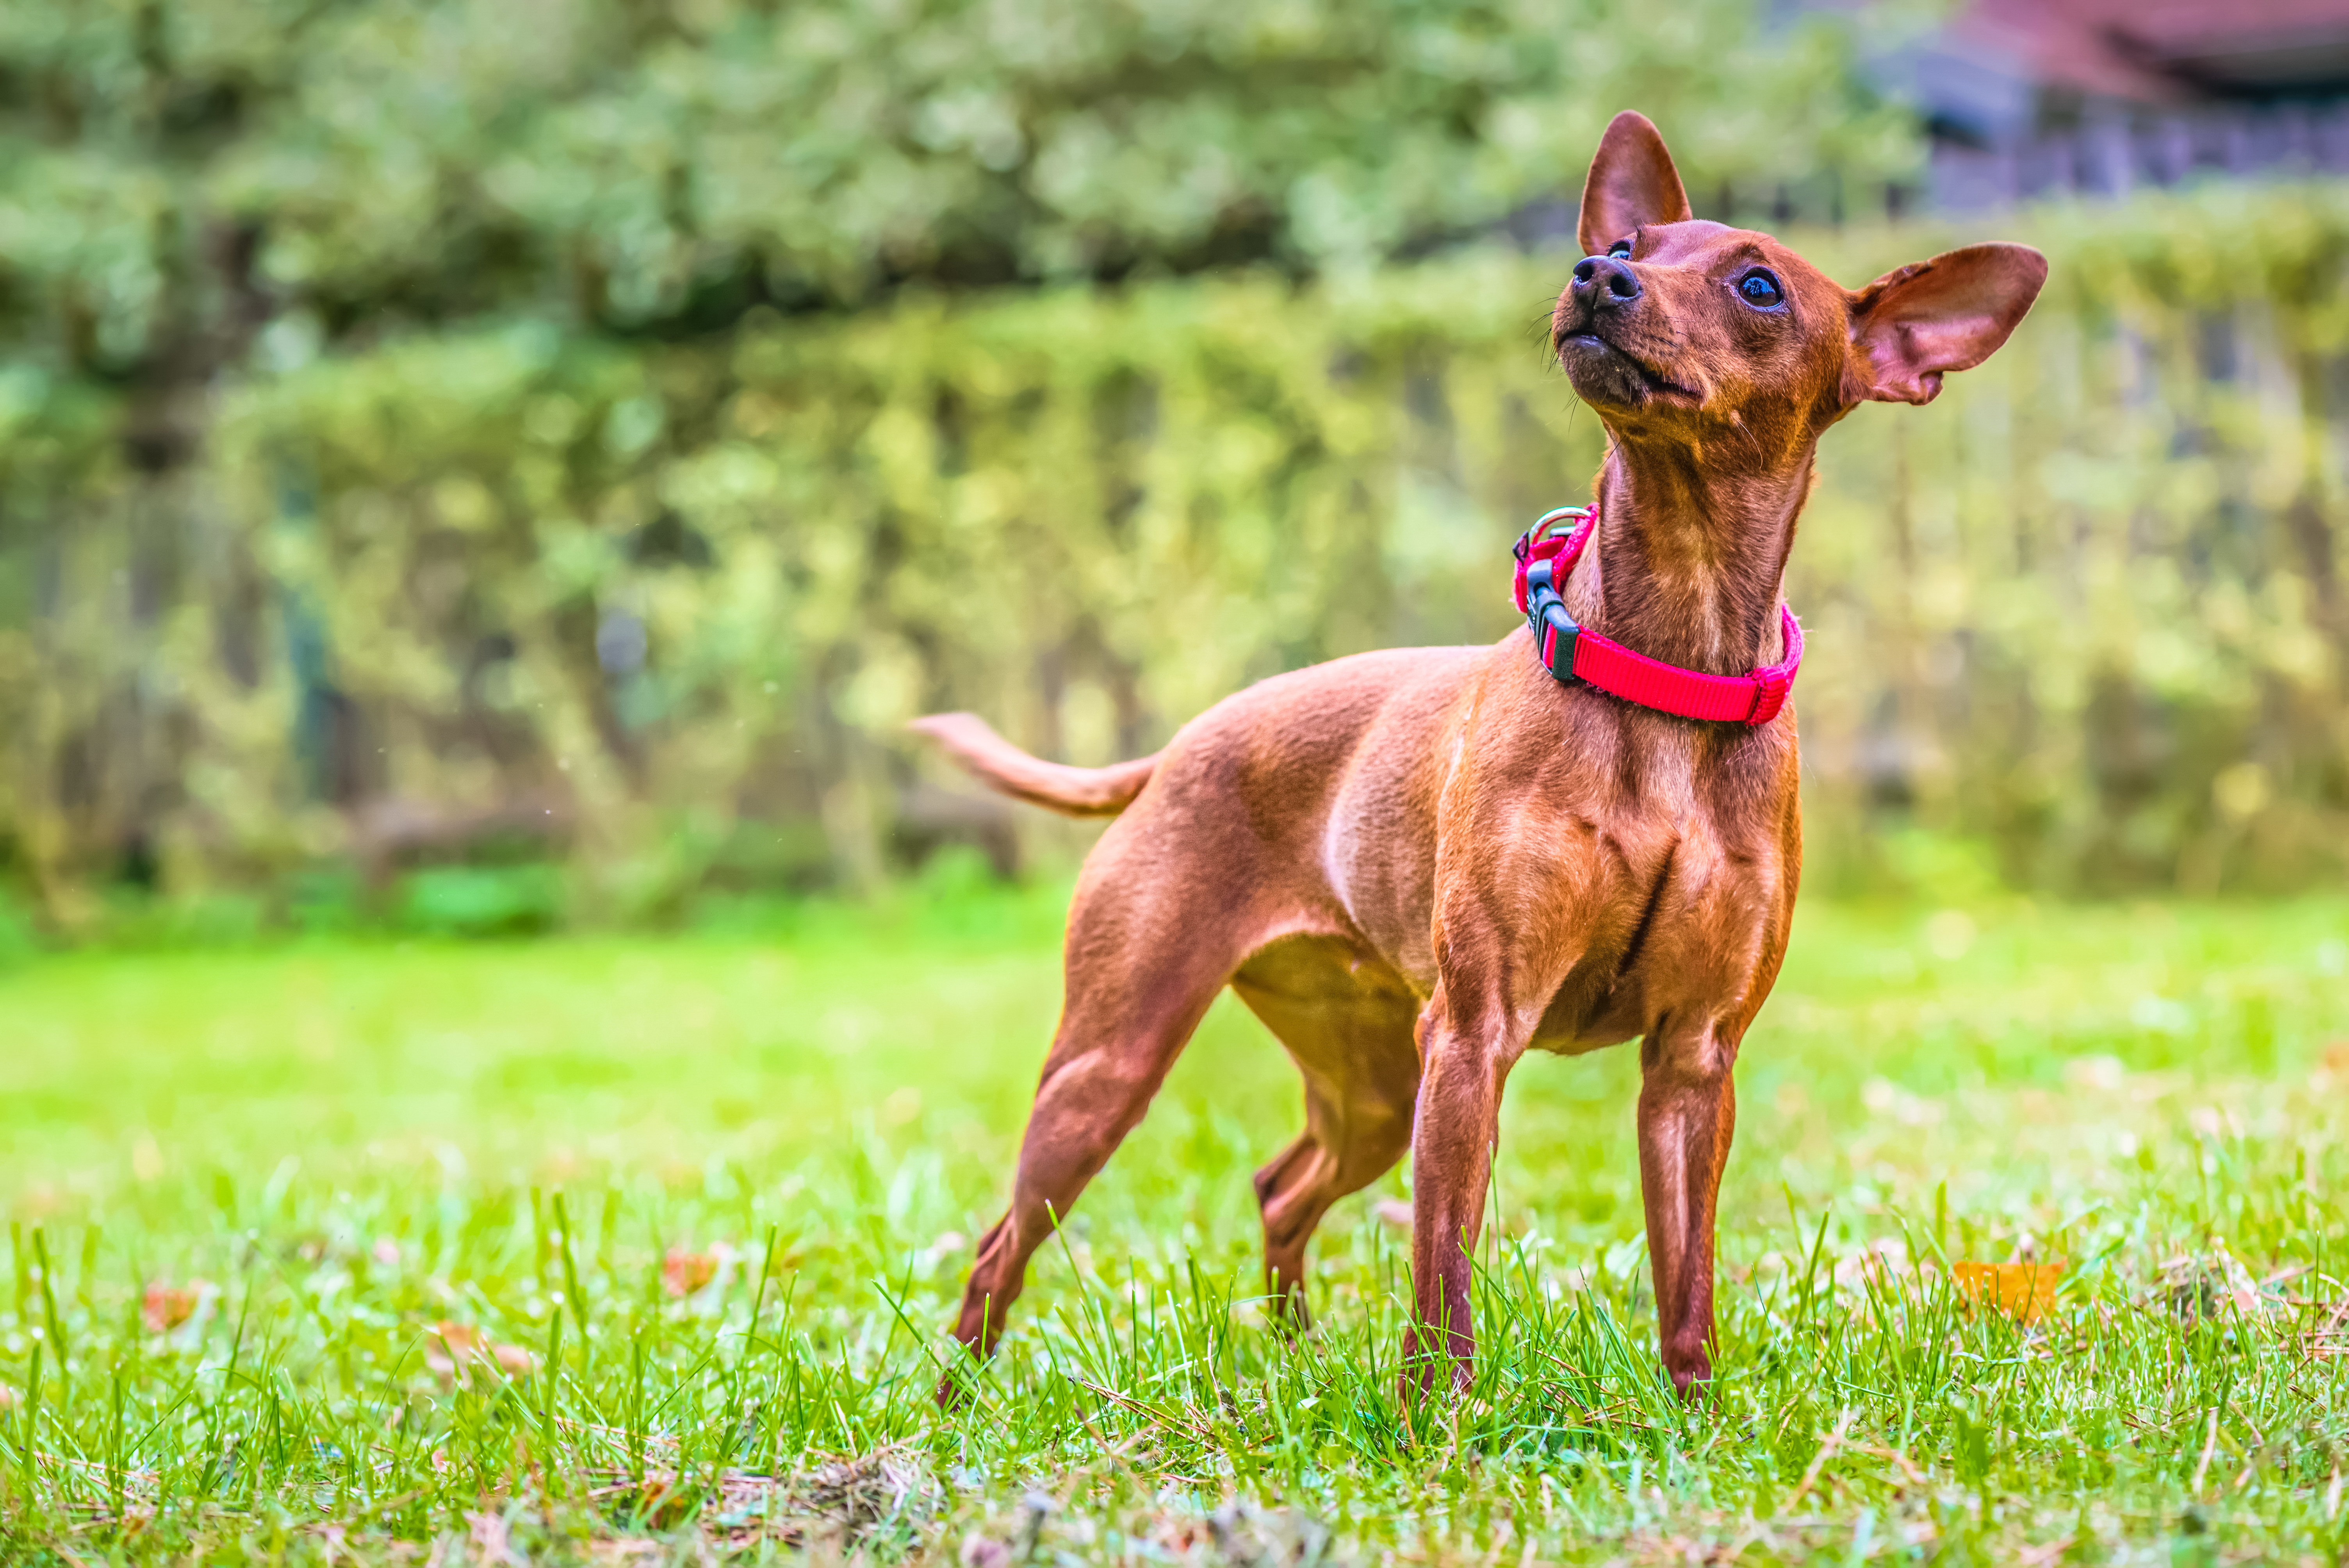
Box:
[1846, 244, 2048, 406]
[1576, 111, 1693, 257]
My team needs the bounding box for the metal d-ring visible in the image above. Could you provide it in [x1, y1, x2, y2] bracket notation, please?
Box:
[1530, 506, 1588, 543]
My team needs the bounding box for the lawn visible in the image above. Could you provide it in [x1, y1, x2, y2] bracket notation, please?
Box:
[3, 884, 2348, 1563]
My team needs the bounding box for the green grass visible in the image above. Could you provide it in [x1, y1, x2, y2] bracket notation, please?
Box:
[4, 885, 2349, 1563]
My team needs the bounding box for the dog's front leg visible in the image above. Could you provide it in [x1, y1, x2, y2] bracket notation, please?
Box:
[1636, 1018, 1738, 1397]
[1401, 989, 1521, 1399]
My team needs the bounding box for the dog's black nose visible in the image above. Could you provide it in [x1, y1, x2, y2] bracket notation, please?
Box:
[1571, 255, 1641, 306]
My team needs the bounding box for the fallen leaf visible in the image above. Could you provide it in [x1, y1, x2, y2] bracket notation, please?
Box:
[1373, 1199, 1414, 1229]
[142, 1279, 207, 1334]
[1952, 1261, 2065, 1324]
[425, 1320, 535, 1382]
[424, 1321, 476, 1378]
[663, 1246, 718, 1297]
[433, 1320, 483, 1353]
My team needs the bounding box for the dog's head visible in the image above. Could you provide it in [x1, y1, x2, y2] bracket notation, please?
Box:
[1552, 112, 2046, 454]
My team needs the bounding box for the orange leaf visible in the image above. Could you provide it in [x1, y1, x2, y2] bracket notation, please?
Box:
[432, 1320, 485, 1357]
[142, 1280, 202, 1333]
[663, 1246, 718, 1297]
[1952, 1261, 2065, 1324]
[426, 1321, 534, 1382]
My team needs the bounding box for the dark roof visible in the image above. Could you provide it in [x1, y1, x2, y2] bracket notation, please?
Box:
[1955, 0, 2349, 102]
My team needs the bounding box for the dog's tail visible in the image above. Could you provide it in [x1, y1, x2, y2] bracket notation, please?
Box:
[908, 713, 1160, 818]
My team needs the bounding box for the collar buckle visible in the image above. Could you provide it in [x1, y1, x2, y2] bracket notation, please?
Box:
[1522, 559, 1583, 682]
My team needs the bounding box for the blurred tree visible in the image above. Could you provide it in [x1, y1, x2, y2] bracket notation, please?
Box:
[0, 0, 1921, 375]
[9, 188, 2349, 922]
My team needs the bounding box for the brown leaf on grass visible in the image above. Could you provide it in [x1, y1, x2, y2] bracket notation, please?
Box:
[142, 1279, 208, 1333]
[426, 1320, 483, 1366]
[663, 1246, 718, 1297]
[1952, 1262, 2065, 1324]
[423, 1320, 536, 1383]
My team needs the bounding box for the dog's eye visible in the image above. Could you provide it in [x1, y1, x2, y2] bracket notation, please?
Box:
[1608, 241, 1633, 259]
[1738, 270, 1784, 308]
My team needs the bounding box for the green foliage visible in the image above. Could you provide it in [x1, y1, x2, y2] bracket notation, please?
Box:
[0, 884, 35, 966]
[2, 893, 2347, 1559]
[0, 0, 1915, 362]
[394, 863, 566, 938]
[5, 185, 2348, 925]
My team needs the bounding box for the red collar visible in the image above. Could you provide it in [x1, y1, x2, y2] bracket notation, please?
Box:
[1511, 504, 1802, 726]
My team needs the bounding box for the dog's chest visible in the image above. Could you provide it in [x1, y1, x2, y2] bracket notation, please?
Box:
[1521, 793, 1789, 1053]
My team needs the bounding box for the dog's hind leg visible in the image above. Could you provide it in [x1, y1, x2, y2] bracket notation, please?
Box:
[937, 838, 1254, 1403]
[1233, 937, 1423, 1328]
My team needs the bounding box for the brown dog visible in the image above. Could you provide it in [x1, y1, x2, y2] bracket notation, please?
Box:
[916, 112, 2045, 1401]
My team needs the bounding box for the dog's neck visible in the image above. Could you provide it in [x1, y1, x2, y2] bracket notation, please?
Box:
[1567, 437, 1811, 676]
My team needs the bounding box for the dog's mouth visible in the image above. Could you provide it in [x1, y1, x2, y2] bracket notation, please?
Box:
[1554, 328, 1702, 407]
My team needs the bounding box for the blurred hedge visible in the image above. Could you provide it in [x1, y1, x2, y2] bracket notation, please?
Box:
[0, 0, 1914, 364]
[4, 184, 2348, 926]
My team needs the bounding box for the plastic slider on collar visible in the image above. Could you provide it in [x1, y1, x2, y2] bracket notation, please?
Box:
[1512, 505, 1594, 684]
[1521, 558, 1582, 683]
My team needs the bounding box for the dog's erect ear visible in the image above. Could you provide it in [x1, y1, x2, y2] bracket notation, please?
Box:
[1576, 111, 1693, 257]
[1846, 244, 2048, 406]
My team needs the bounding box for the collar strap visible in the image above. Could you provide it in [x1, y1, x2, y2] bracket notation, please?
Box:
[1511, 504, 1803, 726]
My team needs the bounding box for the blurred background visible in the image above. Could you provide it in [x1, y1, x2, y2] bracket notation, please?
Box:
[4, 0, 2348, 946]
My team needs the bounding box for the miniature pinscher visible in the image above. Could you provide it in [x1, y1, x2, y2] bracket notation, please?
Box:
[916, 112, 2045, 1400]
